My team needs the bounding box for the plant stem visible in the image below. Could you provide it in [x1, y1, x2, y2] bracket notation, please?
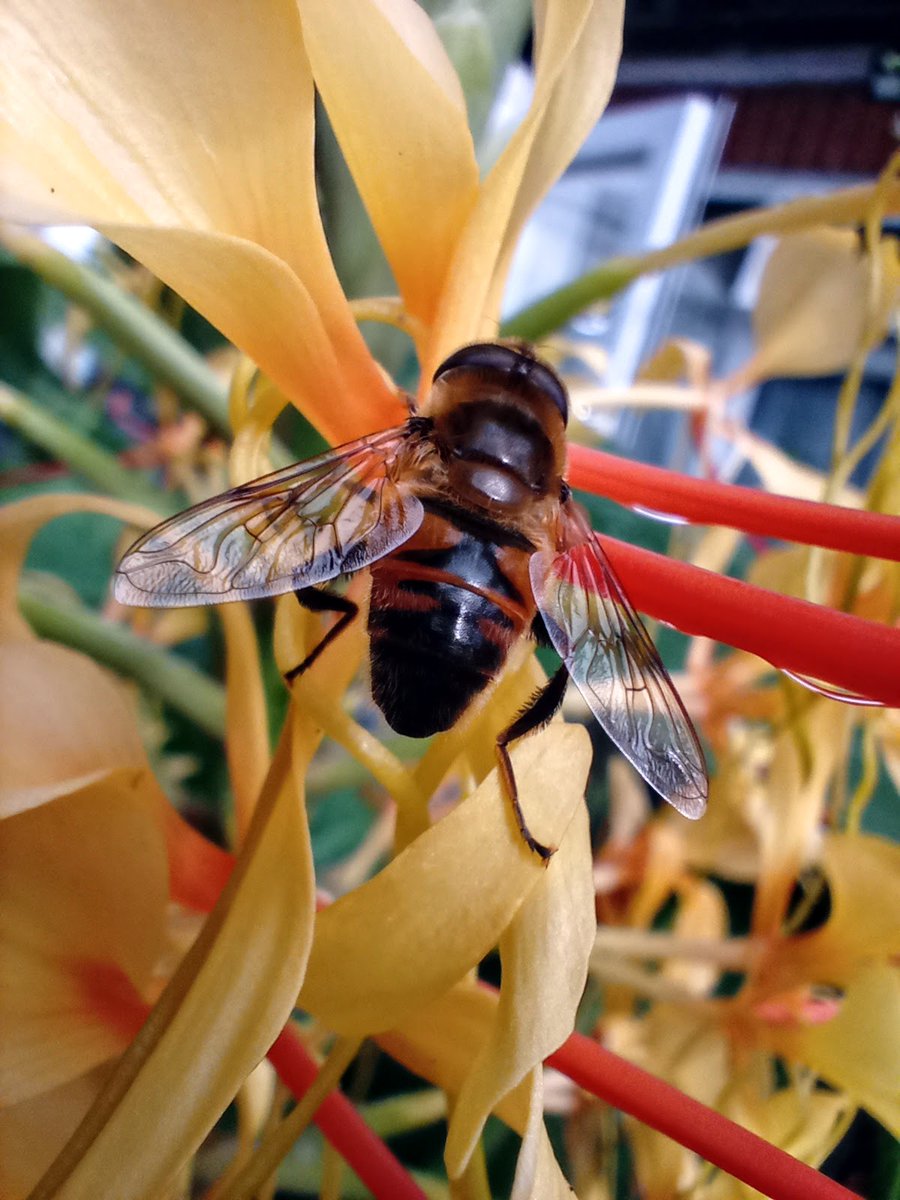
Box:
[211, 1038, 364, 1200]
[0, 383, 174, 514]
[592, 926, 750, 968]
[360, 1089, 448, 1138]
[503, 179, 900, 342]
[268, 1027, 429, 1200]
[501, 259, 634, 342]
[1, 225, 231, 435]
[18, 579, 226, 738]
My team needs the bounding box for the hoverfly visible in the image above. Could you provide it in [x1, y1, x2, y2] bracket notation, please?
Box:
[115, 342, 707, 856]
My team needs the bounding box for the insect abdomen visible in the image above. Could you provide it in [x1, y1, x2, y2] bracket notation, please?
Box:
[367, 512, 532, 737]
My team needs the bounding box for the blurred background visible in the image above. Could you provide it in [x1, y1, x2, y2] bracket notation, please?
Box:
[504, 0, 898, 481]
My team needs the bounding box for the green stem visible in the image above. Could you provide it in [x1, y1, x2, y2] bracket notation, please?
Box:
[1, 225, 231, 435]
[0, 383, 175, 514]
[503, 179, 896, 342]
[18, 578, 226, 738]
[501, 259, 635, 342]
[359, 1089, 448, 1138]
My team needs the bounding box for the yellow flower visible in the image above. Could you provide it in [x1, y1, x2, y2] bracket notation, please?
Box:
[0, 496, 227, 1196]
[1, 2, 626, 1195]
[2, 0, 622, 440]
[587, 695, 900, 1197]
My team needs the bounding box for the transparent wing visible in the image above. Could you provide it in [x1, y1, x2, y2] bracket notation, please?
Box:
[530, 505, 708, 818]
[114, 426, 426, 606]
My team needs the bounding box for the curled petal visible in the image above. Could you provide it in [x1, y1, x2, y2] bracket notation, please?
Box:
[445, 800, 593, 1176]
[510, 1069, 575, 1200]
[97, 227, 401, 442]
[599, 535, 900, 707]
[426, 0, 624, 375]
[0, 494, 157, 643]
[298, 0, 479, 329]
[482, 0, 626, 321]
[568, 445, 900, 561]
[300, 724, 592, 1035]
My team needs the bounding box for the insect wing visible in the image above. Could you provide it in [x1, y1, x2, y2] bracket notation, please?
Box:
[115, 426, 425, 606]
[530, 523, 708, 818]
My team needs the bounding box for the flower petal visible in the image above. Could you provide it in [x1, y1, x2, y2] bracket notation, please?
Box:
[427, 0, 624, 374]
[160, 801, 234, 915]
[750, 230, 898, 381]
[297, 0, 479, 329]
[377, 984, 502, 1109]
[482, 0, 625, 319]
[768, 963, 900, 1138]
[0, 642, 148, 819]
[99, 226, 401, 443]
[509, 1069, 575, 1200]
[299, 723, 592, 1035]
[28, 708, 316, 1200]
[0, 494, 158, 644]
[0, 778, 168, 1105]
[751, 702, 847, 940]
[1, 0, 397, 438]
[0, 1066, 112, 1200]
[444, 798, 593, 1175]
[757, 834, 900, 995]
[219, 606, 269, 842]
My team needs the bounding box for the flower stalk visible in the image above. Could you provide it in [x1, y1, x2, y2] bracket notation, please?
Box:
[504, 178, 900, 341]
[0, 383, 173, 514]
[209, 1037, 364, 1200]
[0, 225, 232, 436]
[18, 576, 227, 738]
[267, 1028, 429, 1200]
[549, 1034, 864, 1200]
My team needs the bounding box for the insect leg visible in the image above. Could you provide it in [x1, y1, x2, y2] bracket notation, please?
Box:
[284, 587, 359, 684]
[495, 664, 570, 861]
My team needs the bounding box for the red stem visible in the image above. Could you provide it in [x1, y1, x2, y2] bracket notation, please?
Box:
[549, 1033, 862, 1200]
[600, 535, 900, 707]
[266, 1027, 428, 1200]
[569, 444, 900, 562]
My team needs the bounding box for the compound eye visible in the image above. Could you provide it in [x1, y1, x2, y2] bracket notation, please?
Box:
[527, 360, 568, 425]
[433, 342, 568, 425]
[433, 342, 523, 379]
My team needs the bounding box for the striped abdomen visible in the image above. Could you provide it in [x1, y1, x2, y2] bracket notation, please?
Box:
[367, 504, 535, 737]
